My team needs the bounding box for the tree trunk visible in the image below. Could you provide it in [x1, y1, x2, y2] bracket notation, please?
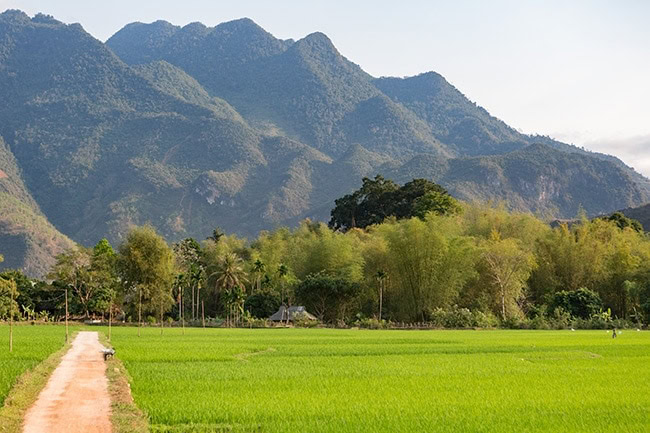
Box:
[379, 281, 383, 321]
[180, 286, 185, 335]
[65, 287, 69, 343]
[108, 305, 112, 342]
[138, 288, 142, 337]
[160, 303, 163, 336]
[192, 285, 195, 321]
[202, 300, 205, 328]
[9, 287, 13, 352]
[501, 287, 507, 321]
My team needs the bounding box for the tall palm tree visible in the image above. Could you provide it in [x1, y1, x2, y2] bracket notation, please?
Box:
[277, 264, 289, 324]
[209, 253, 248, 326]
[251, 259, 265, 293]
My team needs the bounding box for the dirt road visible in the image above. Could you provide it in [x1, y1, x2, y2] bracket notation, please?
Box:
[22, 331, 111, 433]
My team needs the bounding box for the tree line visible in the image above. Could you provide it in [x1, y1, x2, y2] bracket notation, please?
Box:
[1, 177, 649, 330]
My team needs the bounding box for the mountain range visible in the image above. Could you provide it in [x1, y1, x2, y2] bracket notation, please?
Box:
[1, 10, 649, 276]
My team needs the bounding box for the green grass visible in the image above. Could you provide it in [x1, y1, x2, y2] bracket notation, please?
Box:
[0, 325, 71, 406]
[106, 328, 650, 433]
[0, 324, 75, 433]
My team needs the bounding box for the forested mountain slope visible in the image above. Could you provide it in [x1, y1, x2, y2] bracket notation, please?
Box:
[0, 136, 75, 275]
[1, 10, 649, 275]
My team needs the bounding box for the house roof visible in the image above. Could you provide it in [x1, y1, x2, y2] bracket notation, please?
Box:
[269, 306, 317, 321]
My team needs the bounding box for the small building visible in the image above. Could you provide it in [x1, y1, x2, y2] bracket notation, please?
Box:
[269, 306, 317, 322]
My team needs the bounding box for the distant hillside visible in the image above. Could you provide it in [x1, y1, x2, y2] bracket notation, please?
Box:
[1, 10, 649, 275]
[621, 204, 650, 231]
[0, 136, 75, 276]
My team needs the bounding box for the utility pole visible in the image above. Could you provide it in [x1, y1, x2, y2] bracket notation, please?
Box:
[65, 285, 69, 343]
[108, 303, 112, 342]
[181, 285, 185, 335]
[9, 281, 14, 352]
[138, 287, 142, 337]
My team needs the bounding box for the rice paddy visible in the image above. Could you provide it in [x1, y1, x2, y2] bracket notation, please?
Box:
[107, 327, 650, 433]
[0, 325, 69, 406]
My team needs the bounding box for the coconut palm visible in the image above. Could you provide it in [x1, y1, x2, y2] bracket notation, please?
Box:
[209, 253, 248, 326]
[277, 264, 290, 324]
[251, 259, 265, 293]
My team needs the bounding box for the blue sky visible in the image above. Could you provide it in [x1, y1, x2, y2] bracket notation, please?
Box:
[2, 0, 649, 175]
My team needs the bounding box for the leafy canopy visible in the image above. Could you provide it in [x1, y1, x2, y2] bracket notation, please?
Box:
[329, 175, 460, 231]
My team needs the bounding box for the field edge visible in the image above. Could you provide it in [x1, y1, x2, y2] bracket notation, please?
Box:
[0, 330, 75, 433]
[100, 332, 150, 433]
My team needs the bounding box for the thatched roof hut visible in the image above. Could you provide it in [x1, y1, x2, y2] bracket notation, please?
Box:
[269, 306, 317, 322]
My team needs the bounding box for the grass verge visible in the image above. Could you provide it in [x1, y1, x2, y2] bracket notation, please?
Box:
[0, 332, 75, 433]
[100, 334, 149, 433]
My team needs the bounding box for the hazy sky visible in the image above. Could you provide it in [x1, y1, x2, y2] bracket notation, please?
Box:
[2, 0, 649, 175]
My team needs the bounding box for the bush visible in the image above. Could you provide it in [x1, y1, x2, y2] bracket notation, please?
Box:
[245, 290, 281, 319]
[549, 288, 603, 319]
[429, 308, 447, 328]
[588, 309, 613, 329]
[474, 311, 498, 328]
[428, 306, 491, 328]
[444, 307, 475, 328]
[356, 317, 388, 329]
[501, 316, 529, 329]
[294, 313, 320, 328]
[526, 304, 547, 319]
[242, 316, 270, 328]
[549, 307, 572, 329]
[529, 315, 551, 330]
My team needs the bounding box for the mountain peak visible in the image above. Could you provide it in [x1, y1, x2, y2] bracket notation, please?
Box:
[289, 31, 342, 64]
[0, 9, 30, 23]
[298, 32, 335, 49]
[412, 71, 446, 84]
[216, 17, 263, 32]
[179, 21, 209, 35]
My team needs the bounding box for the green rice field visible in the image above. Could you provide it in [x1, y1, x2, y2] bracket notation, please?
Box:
[0, 325, 69, 405]
[108, 327, 650, 433]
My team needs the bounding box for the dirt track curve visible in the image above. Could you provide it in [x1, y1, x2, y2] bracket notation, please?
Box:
[22, 331, 111, 433]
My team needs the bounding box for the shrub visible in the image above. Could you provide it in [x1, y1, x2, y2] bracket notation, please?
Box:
[529, 315, 551, 330]
[356, 317, 388, 329]
[549, 288, 603, 319]
[294, 313, 320, 328]
[444, 307, 475, 328]
[244, 290, 281, 319]
[428, 306, 487, 328]
[549, 307, 572, 329]
[474, 311, 498, 328]
[243, 316, 270, 328]
[502, 316, 529, 329]
[429, 308, 447, 328]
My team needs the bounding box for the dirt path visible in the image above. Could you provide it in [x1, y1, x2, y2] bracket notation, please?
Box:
[22, 331, 111, 433]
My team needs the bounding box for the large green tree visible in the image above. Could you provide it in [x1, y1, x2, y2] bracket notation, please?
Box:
[48, 246, 93, 318]
[118, 225, 175, 331]
[296, 273, 361, 323]
[208, 252, 248, 325]
[329, 175, 459, 231]
[374, 215, 478, 322]
[480, 232, 537, 321]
